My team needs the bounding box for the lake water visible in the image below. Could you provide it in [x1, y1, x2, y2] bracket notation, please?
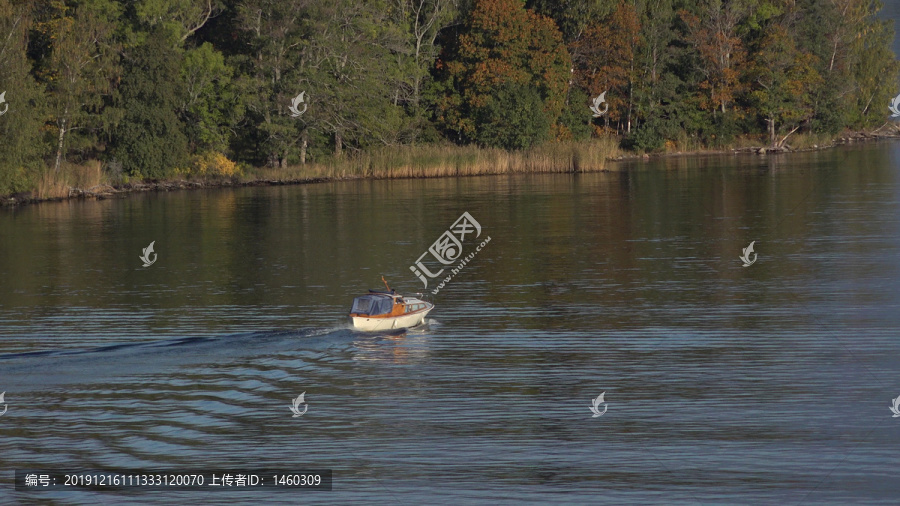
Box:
[1, 142, 899, 504]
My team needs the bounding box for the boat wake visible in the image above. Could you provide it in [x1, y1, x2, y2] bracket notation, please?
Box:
[0, 327, 354, 392]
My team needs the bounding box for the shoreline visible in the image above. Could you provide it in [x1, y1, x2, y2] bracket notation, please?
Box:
[610, 129, 900, 160]
[3, 131, 898, 209]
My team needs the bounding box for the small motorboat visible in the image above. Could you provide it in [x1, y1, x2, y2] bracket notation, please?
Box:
[349, 278, 434, 331]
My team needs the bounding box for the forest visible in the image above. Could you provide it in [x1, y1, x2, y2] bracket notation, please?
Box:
[0, 0, 898, 197]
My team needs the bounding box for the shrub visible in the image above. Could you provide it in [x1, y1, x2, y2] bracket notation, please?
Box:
[181, 152, 241, 178]
[475, 82, 552, 150]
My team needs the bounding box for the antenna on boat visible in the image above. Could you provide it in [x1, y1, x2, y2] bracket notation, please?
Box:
[382, 276, 393, 293]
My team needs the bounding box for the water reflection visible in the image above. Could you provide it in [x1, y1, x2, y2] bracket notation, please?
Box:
[351, 326, 432, 365]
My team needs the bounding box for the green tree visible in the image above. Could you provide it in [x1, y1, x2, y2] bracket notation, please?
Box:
[110, 29, 189, 178]
[134, 0, 221, 45]
[558, 86, 593, 140]
[235, 0, 310, 167]
[846, 2, 900, 127]
[748, 25, 822, 147]
[632, 0, 677, 114]
[395, 0, 458, 121]
[0, 0, 47, 194]
[475, 81, 551, 149]
[38, 0, 121, 172]
[791, 0, 897, 133]
[628, 0, 690, 147]
[302, 0, 412, 155]
[181, 42, 242, 154]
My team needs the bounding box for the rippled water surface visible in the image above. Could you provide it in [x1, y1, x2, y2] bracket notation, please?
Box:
[1, 143, 900, 504]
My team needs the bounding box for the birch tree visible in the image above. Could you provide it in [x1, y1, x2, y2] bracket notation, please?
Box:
[38, 0, 120, 172]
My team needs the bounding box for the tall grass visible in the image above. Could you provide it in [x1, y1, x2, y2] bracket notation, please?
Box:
[34, 160, 105, 199]
[782, 132, 836, 150]
[34, 171, 69, 199]
[663, 131, 845, 153]
[246, 138, 621, 182]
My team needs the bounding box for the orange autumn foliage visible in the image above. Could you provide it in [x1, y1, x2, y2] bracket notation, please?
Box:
[570, 2, 641, 126]
[434, 0, 571, 140]
[679, 8, 745, 113]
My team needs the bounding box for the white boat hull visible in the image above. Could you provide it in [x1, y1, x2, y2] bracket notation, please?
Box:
[351, 309, 432, 331]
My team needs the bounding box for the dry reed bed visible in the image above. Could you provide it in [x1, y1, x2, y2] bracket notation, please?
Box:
[34, 160, 103, 199]
[248, 138, 622, 182]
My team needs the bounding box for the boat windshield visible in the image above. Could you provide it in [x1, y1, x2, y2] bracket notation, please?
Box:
[351, 295, 393, 316]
